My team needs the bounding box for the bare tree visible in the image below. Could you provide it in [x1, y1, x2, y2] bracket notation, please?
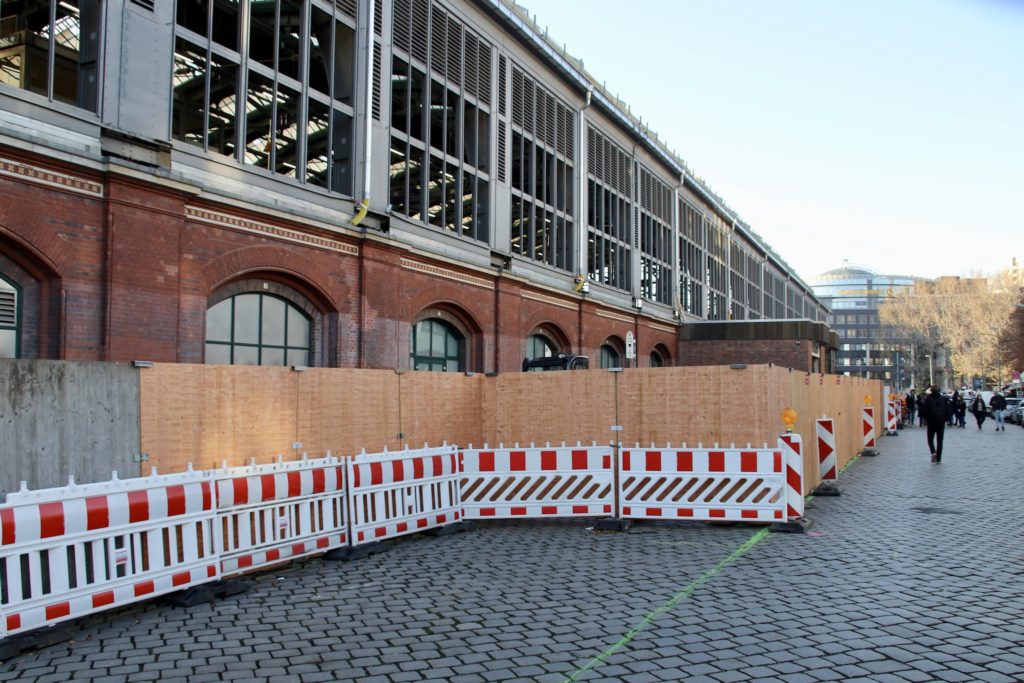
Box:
[879, 271, 1018, 388]
[999, 302, 1024, 373]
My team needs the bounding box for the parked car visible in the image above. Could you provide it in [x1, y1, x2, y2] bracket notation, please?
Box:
[1005, 398, 1022, 425]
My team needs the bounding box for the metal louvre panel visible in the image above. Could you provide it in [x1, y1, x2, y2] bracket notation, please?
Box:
[374, 0, 383, 36]
[533, 86, 545, 145]
[544, 93, 555, 148]
[0, 290, 15, 326]
[337, 0, 357, 21]
[464, 32, 478, 99]
[587, 126, 596, 176]
[410, 0, 429, 62]
[477, 39, 491, 106]
[393, 0, 411, 52]
[498, 56, 507, 116]
[430, 6, 446, 77]
[372, 42, 382, 119]
[511, 67, 524, 127]
[446, 17, 462, 85]
[523, 76, 534, 135]
[497, 120, 507, 183]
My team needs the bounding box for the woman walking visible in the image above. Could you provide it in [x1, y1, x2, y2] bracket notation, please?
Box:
[970, 394, 987, 429]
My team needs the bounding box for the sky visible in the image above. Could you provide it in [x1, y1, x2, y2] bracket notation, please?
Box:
[520, 0, 1024, 283]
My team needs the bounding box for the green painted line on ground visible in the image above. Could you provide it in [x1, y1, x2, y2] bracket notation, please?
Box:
[562, 526, 772, 683]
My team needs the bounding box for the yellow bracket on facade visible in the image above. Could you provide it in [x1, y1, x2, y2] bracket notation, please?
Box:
[350, 198, 370, 226]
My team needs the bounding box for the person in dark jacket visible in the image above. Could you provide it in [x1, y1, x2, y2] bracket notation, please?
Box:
[953, 391, 967, 428]
[905, 390, 917, 427]
[990, 392, 1008, 431]
[970, 394, 987, 429]
[922, 385, 950, 463]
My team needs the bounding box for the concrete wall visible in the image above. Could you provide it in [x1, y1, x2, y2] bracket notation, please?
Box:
[0, 360, 140, 500]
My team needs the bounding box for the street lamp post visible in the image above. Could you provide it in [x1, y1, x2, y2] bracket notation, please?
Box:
[925, 353, 934, 386]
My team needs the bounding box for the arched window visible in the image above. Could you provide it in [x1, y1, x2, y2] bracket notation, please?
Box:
[600, 344, 621, 369]
[525, 333, 557, 360]
[0, 275, 18, 358]
[205, 293, 311, 366]
[650, 350, 665, 368]
[411, 319, 463, 372]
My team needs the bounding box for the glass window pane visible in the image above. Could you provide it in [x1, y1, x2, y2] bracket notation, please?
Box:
[445, 359, 459, 372]
[330, 110, 353, 195]
[234, 345, 259, 365]
[287, 306, 309, 347]
[211, 0, 239, 51]
[309, 6, 332, 97]
[244, 71, 274, 169]
[444, 163, 459, 233]
[261, 296, 286, 346]
[205, 343, 231, 365]
[408, 146, 424, 221]
[332, 21, 356, 104]
[278, 1, 302, 82]
[286, 349, 309, 367]
[260, 347, 285, 366]
[205, 299, 232, 342]
[446, 327, 460, 357]
[233, 294, 260, 344]
[307, 98, 330, 187]
[274, 85, 300, 178]
[431, 321, 445, 358]
[391, 57, 409, 134]
[172, 38, 207, 148]
[208, 53, 238, 157]
[248, 2, 275, 69]
[177, 0, 209, 37]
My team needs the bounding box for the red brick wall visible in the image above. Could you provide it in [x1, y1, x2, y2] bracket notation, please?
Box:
[678, 338, 813, 371]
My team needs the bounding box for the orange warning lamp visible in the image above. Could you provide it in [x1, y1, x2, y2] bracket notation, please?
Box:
[864, 395, 873, 405]
[782, 407, 797, 433]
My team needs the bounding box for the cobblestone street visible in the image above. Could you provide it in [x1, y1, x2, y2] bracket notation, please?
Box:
[3, 422, 1023, 682]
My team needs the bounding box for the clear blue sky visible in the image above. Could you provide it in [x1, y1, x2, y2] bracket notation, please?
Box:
[522, 0, 1024, 282]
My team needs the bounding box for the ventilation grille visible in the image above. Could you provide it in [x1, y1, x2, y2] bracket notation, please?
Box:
[410, 0, 429, 62]
[638, 165, 672, 223]
[374, 0, 383, 36]
[0, 290, 15, 326]
[372, 41, 381, 120]
[337, 0, 357, 21]
[130, 0, 155, 10]
[498, 56, 507, 116]
[510, 65, 573, 158]
[588, 126, 629, 195]
[394, 0, 411, 51]
[497, 120, 507, 183]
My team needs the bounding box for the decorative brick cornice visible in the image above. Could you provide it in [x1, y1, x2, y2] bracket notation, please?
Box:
[646, 322, 677, 334]
[521, 290, 578, 311]
[400, 258, 495, 290]
[595, 309, 634, 324]
[0, 156, 104, 199]
[185, 206, 359, 256]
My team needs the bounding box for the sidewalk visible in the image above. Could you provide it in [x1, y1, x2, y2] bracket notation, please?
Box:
[2, 422, 1023, 682]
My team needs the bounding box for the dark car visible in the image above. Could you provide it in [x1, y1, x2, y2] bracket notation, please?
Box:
[522, 354, 589, 372]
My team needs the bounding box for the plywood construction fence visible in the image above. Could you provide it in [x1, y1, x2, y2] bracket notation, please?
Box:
[140, 363, 883, 496]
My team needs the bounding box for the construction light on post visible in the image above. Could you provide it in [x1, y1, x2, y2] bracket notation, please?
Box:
[633, 297, 643, 311]
[782, 407, 797, 433]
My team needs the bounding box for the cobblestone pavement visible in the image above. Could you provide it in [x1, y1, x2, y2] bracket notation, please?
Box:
[3, 421, 1023, 682]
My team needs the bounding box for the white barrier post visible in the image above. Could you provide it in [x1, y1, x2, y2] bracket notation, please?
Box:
[812, 416, 841, 497]
[861, 404, 879, 456]
[770, 408, 807, 533]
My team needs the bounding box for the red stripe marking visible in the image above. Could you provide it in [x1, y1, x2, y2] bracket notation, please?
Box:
[312, 468, 325, 494]
[201, 481, 212, 510]
[166, 485, 186, 517]
[375, 527, 387, 538]
[774, 452, 782, 473]
[646, 451, 661, 472]
[623, 451, 631, 471]
[292, 542, 306, 554]
[622, 506, 632, 515]
[232, 478, 248, 506]
[676, 509, 694, 517]
[260, 474, 276, 502]
[413, 457, 424, 479]
[172, 570, 192, 587]
[353, 465, 361, 488]
[541, 506, 557, 515]
[93, 591, 115, 608]
[45, 602, 71, 621]
[572, 505, 587, 514]
[709, 451, 725, 473]
[741, 510, 758, 519]
[397, 522, 408, 533]
[787, 505, 799, 519]
[479, 452, 495, 472]
[317, 538, 329, 549]
[267, 549, 281, 562]
[603, 455, 611, 470]
[335, 467, 343, 490]
[824, 467, 837, 480]
[677, 451, 693, 472]
[417, 518, 428, 528]
[358, 531, 365, 542]
[741, 451, 757, 473]
[821, 420, 834, 435]
[39, 501, 65, 539]
[787, 467, 802, 494]
[6, 614, 21, 631]
[512, 507, 527, 516]
[370, 463, 383, 486]
[709, 509, 726, 518]
[127, 491, 149, 523]
[510, 451, 526, 471]
[207, 565, 217, 578]
[238, 556, 253, 568]
[647, 508, 662, 517]
[134, 581, 155, 597]
[775, 510, 783, 520]
[454, 511, 460, 520]
[480, 508, 496, 516]
[437, 514, 447, 524]
[85, 496, 109, 531]
[1, 508, 15, 545]
[287, 472, 301, 498]
[393, 460, 405, 483]
[541, 451, 557, 471]
[432, 455, 444, 475]
[603, 505, 611, 513]
[572, 450, 587, 470]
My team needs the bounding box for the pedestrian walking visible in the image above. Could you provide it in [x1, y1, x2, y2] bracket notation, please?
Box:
[905, 390, 917, 427]
[970, 394, 987, 429]
[954, 391, 967, 428]
[922, 385, 951, 463]
[990, 391, 1008, 431]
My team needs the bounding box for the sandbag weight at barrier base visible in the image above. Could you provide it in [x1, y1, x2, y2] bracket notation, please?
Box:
[0, 470, 219, 639]
[770, 433, 807, 533]
[214, 455, 348, 577]
[459, 444, 614, 519]
[617, 445, 786, 523]
[860, 406, 879, 456]
[812, 417, 841, 497]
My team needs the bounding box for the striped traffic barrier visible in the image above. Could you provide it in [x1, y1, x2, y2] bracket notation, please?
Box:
[861, 406, 878, 456]
[1, 469, 218, 639]
[885, 400, 899, 436]
[617, 443, 785, 523]
[812, 417, 840, 496]
[460, 443, 614, 519]
[346, 445, 462, 547]
[213, 454, 348, 577]
[771, 432, 806, 533]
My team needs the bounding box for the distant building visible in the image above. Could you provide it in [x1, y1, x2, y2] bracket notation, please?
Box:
[811, 263, 917, 387]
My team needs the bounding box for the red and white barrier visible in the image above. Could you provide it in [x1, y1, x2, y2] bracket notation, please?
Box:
[816, 418, 838, 483]
[459, 444, 614, 519]
[214, 455, 348, 577]
[779, 433, 805, 520]
[862, 407, 876, 450]
[617, 444, 785, 522]
[1, 469, 218, 639]
[347, 445, 461, 546]
[886, 401, 899, 434]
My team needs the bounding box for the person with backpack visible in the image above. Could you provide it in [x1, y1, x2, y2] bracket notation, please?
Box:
[990, 392, 1008, 431]
[922, 385, 951, 463]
